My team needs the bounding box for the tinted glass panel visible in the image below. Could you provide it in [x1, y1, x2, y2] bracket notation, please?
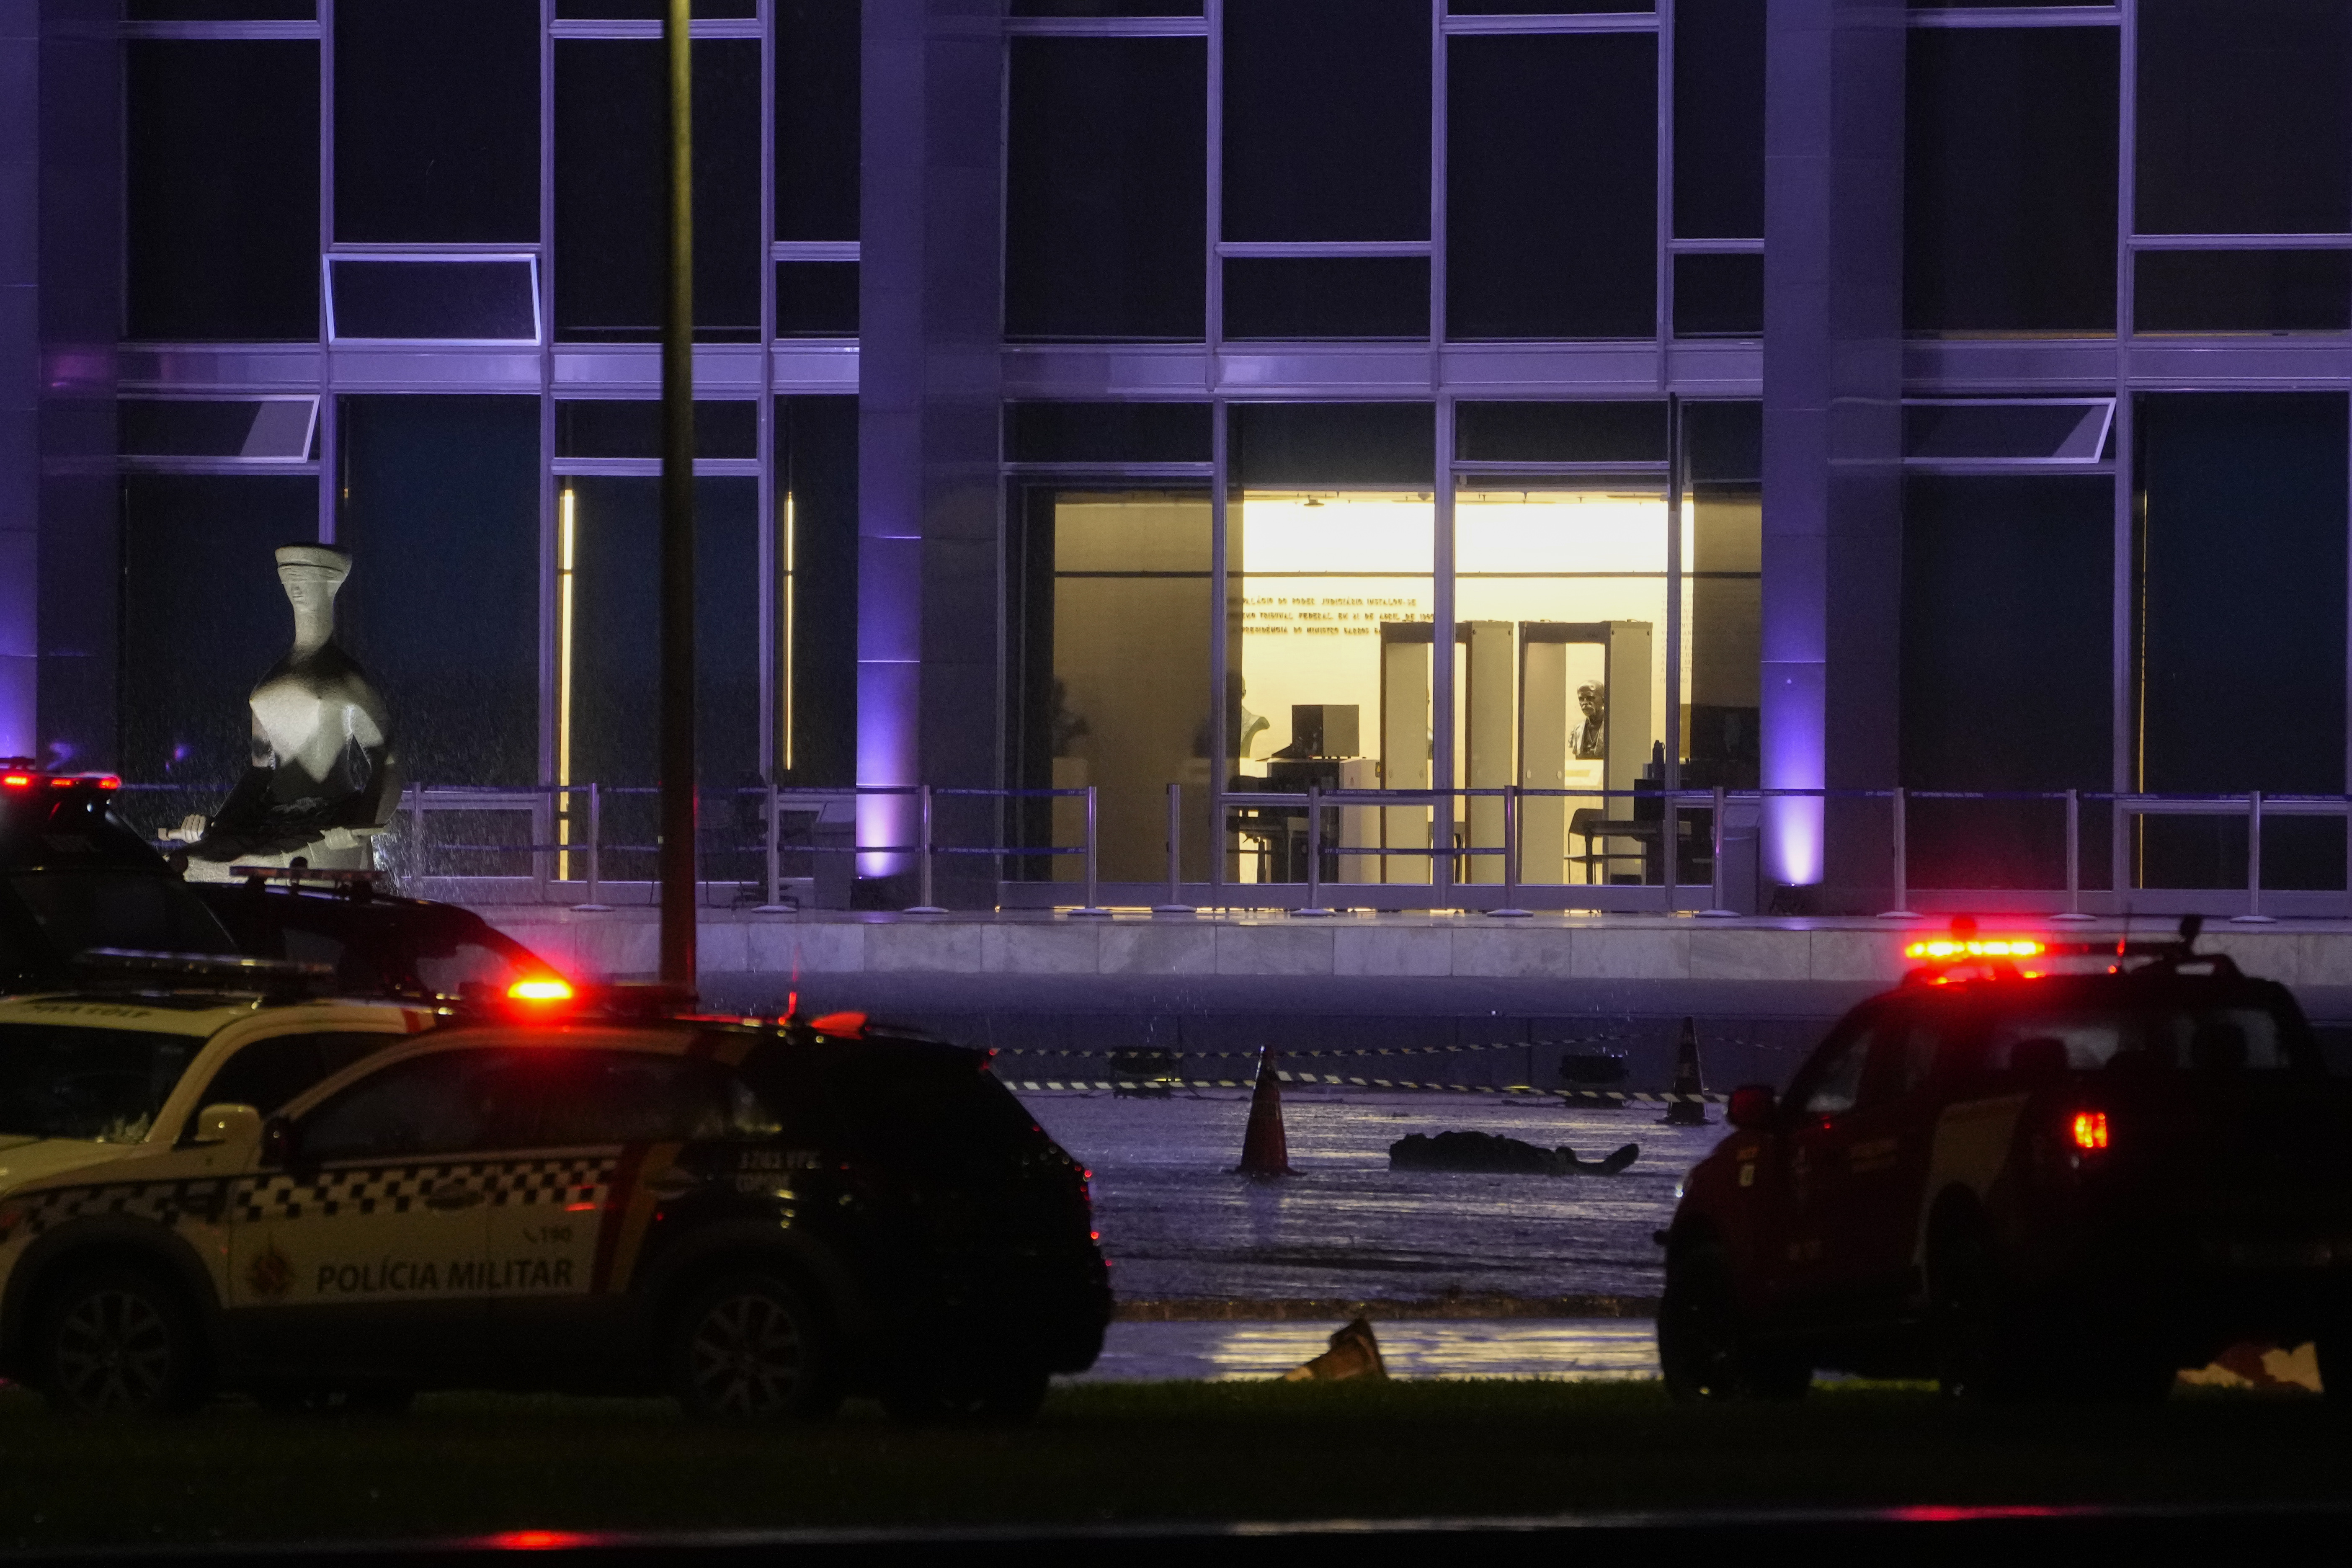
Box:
[1014, 0, 1201, 11]
[2135, 251, 2352, 334]
[0, 1025, 201, 1143]
[1006, 403, 1212, 464]
[328, 260, 537, 341]
[493, 1052, 771, 1147]
[555, 40, 761, 341]
[1450, 1, 1652, 11]
[302, 1050, 511, 1161]
[1232, 403, 1436, 489]
[776, 262, 859, 336]
[1673, 253, 1763, 338]
[129, 0, 312, 16]
[336, 397, 541, 787]
[2138, 0, 2352, 236]
[1225, 258, 1427, 339]
[776, 0, 861, 241]
[2139, 394, 2348, 889]
[334, 0, 537, 242]
[121, 475, 320, 789]
[1224, 0, 1429, 241]
[1901, 476, 2113, 890]
[1456, 402, 1665, 464]
[127, 41, 319, 340]
[556, 0, 756, 15]
[199, 1033, 397, 1117]
[555, 400, 758, 459]
[1673, 0, 1765, 239]
[1006, 38, 1206, 340]
[566, 477, 762, 802]
[1448, 34, 1656, 340]
[1905, 27, 2118, 334]
[778, 397, 860, 786]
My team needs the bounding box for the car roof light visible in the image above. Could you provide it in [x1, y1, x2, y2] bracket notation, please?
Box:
[0, 773, 31, 789]
[507, 977, 575, 1005]
[1906, 936, 2046, 963]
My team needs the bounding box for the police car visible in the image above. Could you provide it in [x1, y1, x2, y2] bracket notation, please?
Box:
[1658, 919, 2352, 1401]
[0, 963, 1109, 1420]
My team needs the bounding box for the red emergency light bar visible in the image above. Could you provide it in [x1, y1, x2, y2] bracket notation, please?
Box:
[1906, 936, 2047, 963]
[1, 769, 119, 791]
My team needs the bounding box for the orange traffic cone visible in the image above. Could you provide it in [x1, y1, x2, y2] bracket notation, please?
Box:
[1238, 1043, 1293, 1178]
[1662, 1016, 1710, 1126]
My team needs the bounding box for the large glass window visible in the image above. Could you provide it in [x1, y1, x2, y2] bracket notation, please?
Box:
[1901, 476, 2113, 892]
[2138, 0, 2352, 237]
[1447, 34, 1656, 340]
[119, 475, 321, 801]
[1011, 491, 1215, 885]
[1006, 38, 1207, 341]
[1904, 26, 2118, 335]
[126, 41, 319, 340]
[554, 41, 762, 342]
[333, 0, 539, 242]
[1222, 0, 1429, 242]
[560, 477, 763, 878]
[1673, 0, 1764, 241]
[1228, 404, 1436, 886]
[1683, 400, 1762, 796]
[778, 396, 860, 787]
[2137, 394, 2348, 891]
[775, 0, 861, 242]
[335, 397, 542, 788]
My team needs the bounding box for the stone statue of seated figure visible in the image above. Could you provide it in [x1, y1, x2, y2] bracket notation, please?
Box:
[181, 544, 400, 877]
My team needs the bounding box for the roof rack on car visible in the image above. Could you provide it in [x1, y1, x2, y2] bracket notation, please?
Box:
[229, 864, 380, 900]
[72, 948, 335, 1003]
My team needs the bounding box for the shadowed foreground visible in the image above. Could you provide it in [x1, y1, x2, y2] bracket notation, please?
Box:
[0, 1381, 2346, 1550]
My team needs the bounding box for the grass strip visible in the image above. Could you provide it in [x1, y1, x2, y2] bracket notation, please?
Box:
[0, 1380, 2343, 1550]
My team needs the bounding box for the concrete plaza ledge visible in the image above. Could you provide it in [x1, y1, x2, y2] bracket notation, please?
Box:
[472, 906, 2352, 993]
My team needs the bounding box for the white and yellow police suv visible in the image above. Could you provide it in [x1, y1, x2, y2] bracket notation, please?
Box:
[0, 960, 1109, 1420]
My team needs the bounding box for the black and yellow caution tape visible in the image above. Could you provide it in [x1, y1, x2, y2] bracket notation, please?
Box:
[990, 1069, 1722, 1105]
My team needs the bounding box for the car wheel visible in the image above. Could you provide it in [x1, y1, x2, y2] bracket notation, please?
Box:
[881, 1360, 1052, 1427]
[1659, 1239, 1808, 1402]
[40, 1269, 207, 1417]
[669, 1272, 839, 1422]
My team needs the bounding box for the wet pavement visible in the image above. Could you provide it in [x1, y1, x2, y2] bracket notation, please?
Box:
[1013, 1088, 1727, 1304]
[1071, 1317, 1660, 1382]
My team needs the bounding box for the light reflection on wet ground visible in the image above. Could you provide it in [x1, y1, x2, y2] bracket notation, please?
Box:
[1071, 1318, 1661, 1382]
[1013, 1089, 1728, 1303]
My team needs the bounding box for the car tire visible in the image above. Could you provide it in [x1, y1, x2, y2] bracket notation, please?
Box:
[881, 1360, 1052, 1427]
[668, 1272, 840, 1423]
[1658, 1238, 1809, 1403]
[39, 1268, 208, 1417]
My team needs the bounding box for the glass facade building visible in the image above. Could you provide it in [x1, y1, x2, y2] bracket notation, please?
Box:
[7, 0, 2352, 912]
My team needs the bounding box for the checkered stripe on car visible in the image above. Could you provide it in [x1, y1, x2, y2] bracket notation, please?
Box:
[6, 1179, 228, 1239]
[483, 1156, 614, 1208]
[234, 1155, 622, 1222]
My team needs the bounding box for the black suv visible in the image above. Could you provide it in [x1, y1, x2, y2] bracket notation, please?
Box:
[0, 766, 240, 990]
[1660, 924, 2352, 1400]
[191, 874, 563, 1002]
[0, 986, 1107, 1421]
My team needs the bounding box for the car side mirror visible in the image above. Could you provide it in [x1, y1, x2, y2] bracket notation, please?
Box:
[192, 1103, 263, 1148]
[259, 1114, 299, 1168]
[1726, 1084, 1778, 1130]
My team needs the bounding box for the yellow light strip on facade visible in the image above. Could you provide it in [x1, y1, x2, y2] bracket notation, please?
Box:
[781, 490, 795, 774]
[557, 486, 577, 879]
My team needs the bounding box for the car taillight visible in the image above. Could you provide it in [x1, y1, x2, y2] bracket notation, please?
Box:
[2070, 1110, 2110, 1152]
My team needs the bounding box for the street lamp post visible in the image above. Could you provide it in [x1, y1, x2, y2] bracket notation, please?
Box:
[658, 0, 698, 991]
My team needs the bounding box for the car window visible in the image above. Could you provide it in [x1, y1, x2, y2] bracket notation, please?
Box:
[1981, 1006, 2300, 1074]
[485, 1050, 782, 1148]
[0, 1023, 202, 1142]
[10, 872, 237, 959]
[2144, 1006, 2296, 1072]
[300, 1049, 512, 1162]
[193, 1031, 399, 1119]
[1855, 1018, 1940, 1112]
[1984, 1010, 2137, 1073]
[1793, 1027, 1871, 1119]
[413, 940, 521, 999]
